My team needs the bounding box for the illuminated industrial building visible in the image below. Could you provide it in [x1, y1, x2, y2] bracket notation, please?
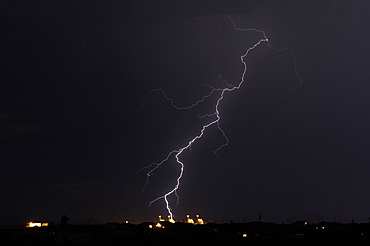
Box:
[26, 222, 49, 228]
[186, 214, 204, 224]
[186, 214, 194, 224]
[156, 214, 204, 224]
[149, 222, 165, 229]
[157, 215, 176, 223]
[195, 215, 204, 225]
[167, 215, 175, 223]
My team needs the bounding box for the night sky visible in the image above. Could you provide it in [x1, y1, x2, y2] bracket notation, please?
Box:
[1, 0, 370, 224]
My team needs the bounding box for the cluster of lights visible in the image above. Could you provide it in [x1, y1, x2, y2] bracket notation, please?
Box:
[149, 214, 205, 229]
[149, 223, 166, 229]
[157, 215, 175, 223]
[186, 214, 204, 225]
[26, 222, 49, 228]
[168, 215, 176, 224]
[153, 214, 204, 225]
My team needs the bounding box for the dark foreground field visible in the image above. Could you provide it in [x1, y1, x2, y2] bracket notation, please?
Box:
[2, 221, 370, 245]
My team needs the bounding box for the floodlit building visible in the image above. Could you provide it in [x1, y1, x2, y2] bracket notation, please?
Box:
[186, 214, 205, 224]
[195, 215, 204, 225]
[186, 215, 194, 224]
[26, 222, 49, 228]
[158, 214, 175, 223]
[167, 215, 175, 223]
[155, 222, 163, 228]
[149, 223, 165, 229]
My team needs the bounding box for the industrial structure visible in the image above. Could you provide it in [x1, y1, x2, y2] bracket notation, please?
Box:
[26, 222, 49, 228]
[155, 214, 205, 224]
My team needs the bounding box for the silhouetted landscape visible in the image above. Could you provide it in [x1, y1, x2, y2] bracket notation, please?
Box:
[2, 220, 370, 245]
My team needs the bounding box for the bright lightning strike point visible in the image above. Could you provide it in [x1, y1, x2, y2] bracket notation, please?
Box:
[137, 16, 302, 221]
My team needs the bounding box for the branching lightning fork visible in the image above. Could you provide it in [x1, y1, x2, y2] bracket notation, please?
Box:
[137, 16, 302, 220]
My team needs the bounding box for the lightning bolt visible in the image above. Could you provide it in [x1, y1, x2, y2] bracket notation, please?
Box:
[137, 16, 302, 220]
[226, 16, 304, 155]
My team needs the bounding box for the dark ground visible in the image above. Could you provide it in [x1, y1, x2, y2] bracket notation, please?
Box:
[2, 221, 370, 245]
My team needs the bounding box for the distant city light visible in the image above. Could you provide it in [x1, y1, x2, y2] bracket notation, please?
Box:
[26, 222, 49, 228]
[186, 214, 194, 224]
[195, 214, 204, 225]
[155, 223, 164, 228]
[167, 215, 175, 223]
[184, 214, 205, 224]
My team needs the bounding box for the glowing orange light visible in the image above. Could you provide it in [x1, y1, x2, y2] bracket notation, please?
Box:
[196, 218, 204, 225]
[26, 222, 48, 228]
[158, 215, 165, 221]
[155, 223, 162, 228]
